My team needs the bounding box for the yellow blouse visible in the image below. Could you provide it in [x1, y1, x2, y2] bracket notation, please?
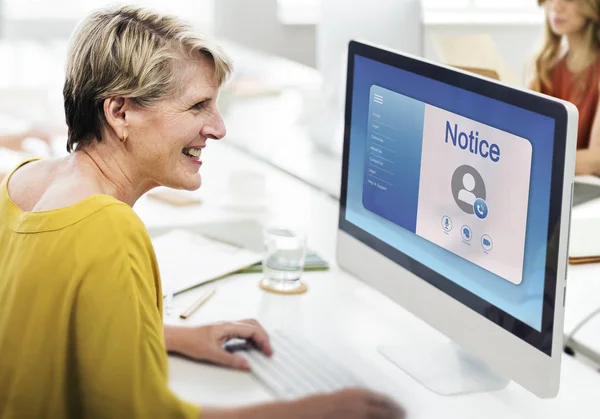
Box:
[0, 160, 199, 419]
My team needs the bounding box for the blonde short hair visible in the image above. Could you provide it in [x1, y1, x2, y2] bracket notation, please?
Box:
[63, 5, 233, 152]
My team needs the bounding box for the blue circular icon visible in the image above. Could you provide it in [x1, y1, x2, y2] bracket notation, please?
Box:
[441, 216, 453, 232]
[473, 198, 488, 220]
[481, 234, 493, 251]
[461, 225, 472, 242]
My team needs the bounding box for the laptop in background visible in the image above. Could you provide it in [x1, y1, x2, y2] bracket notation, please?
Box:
[573, 181, 600, 206]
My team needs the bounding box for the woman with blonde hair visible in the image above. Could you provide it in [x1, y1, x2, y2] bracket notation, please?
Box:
[0, 5, 404, 419]
[531, 0, 600, 175]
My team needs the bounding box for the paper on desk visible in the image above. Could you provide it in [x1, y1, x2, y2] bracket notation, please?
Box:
[152, 229, 263, 295]
[569, 217, 600, 260]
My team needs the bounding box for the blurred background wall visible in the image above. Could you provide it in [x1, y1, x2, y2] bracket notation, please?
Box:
[0, 0, 544, 161]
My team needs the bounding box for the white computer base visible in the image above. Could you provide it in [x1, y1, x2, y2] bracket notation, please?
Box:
[378, 341, 510, 396]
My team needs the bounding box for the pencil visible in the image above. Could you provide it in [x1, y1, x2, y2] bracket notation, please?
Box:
[179, 289, 216, 319]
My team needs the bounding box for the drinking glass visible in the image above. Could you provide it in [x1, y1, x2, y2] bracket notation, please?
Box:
[261, 227, 307, 292]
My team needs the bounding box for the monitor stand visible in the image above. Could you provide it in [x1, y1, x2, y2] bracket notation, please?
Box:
[378, 341, 510, 396]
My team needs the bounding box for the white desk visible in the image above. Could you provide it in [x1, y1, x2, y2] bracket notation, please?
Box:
[129, 141, 600, 419]
[163, 267, 600, 419]
[564, 177, 600, 365]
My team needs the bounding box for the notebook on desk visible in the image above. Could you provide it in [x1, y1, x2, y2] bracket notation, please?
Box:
[569, 217, 600, 264]
[190, 219, 329, 272]
[573, 181, 600, 206]
[148, 219, 329, 276]
[152, 229, 263, 295]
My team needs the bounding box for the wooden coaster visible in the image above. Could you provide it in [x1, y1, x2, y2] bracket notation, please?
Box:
[259, 279, 308, 295]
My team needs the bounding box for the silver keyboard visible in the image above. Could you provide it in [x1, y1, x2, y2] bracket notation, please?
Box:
[226, 330, 363, 400]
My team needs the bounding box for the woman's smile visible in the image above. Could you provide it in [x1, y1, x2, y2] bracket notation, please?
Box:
[182, 146, 203, 166]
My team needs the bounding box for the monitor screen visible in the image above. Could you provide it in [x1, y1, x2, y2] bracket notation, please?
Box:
[340, 44, 568, 355]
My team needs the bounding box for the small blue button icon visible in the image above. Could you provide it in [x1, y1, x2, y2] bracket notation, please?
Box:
[461, 225, 472, 242]
[473, 198, 488, 219]
[481, 234, 493, 251]
[441, 216, 453, 232]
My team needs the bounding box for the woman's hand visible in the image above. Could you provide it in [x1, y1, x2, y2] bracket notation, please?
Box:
[164, 319, 272, 370]
[165, 323, 407, 419]
[202, 388, 406, 419]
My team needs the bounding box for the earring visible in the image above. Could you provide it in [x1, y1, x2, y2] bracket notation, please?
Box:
[120, 133, 127, 143]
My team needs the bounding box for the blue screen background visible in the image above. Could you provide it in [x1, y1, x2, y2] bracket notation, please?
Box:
[346, 55, 556, 331]
[362, 86, 424, 231]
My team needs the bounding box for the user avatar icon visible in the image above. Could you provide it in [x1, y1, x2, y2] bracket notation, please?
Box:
[458, 173, 477, 206]
[451, 165, 486, 214]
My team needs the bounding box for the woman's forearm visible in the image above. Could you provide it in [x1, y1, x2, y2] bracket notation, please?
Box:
[575, 149, 600, 175]
[163, 325, 187, 353]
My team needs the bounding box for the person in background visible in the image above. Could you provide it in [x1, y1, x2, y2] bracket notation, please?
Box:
[0, 129, 52, 151]
[0, 130, 53, 181]
[531, 0, 600, 175]
[0, 5, 404, 419]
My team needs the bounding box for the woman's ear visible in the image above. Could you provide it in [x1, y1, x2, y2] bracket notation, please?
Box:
[103, 97, 130, 139]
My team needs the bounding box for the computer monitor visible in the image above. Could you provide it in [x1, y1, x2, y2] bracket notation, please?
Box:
[311, 0, 423, 156]
[337, 40, 577, 398]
